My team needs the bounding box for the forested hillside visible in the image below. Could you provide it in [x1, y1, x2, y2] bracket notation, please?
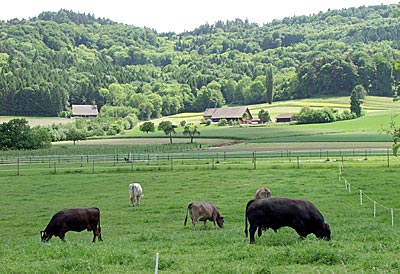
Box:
[0, 4, 399, 118]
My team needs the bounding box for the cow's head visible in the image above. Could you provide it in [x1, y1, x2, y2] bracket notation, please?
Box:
[40, 231, 52, 242]
[216, 216, 224, 228]
[322, 223, 331, 241]
[316, 222, 331, 241]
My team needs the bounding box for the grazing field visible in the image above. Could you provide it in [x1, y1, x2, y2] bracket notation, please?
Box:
[1, 159, 399, 273]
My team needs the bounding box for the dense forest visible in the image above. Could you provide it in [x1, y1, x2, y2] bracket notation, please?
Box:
[0, 4, 399, 119]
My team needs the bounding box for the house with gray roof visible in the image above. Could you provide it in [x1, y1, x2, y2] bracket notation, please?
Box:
[71, 104, 98, 119]
[203, 107, 253, 124]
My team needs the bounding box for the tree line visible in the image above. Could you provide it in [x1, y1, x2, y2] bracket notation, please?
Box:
[0, 5, 399, 120]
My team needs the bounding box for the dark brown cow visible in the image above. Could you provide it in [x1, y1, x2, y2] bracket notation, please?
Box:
[244, 197, 330, 244]
[184, 202, 224, 230]
[255, 187, 272, 199]
[40, 207, 103, 242]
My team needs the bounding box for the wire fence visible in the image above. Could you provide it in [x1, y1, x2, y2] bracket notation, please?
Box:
[0, 147, 397, 176]
[338, 163, 396, 227]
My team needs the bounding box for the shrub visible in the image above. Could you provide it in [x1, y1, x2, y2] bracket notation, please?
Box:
[218, 118, 228, 126]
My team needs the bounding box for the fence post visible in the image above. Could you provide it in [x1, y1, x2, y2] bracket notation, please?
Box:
[359, 190, 363, 205]
[253, 152, 257, 170]
[54, 162, 56, 175]
[374, 201, 376, 218]
[391, 208, 394, 227]
[17, 156, 20, 176]
[387, 148, 390, 167]
[155, 252, 159, 274]
[170, 158, 173, 171]
[92, 159, 95, 174]
[212, 158, 215, 170]
[297, 157, 299, 168]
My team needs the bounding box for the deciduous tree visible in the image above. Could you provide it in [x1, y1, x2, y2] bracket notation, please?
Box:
[158, 121, 177, 144]
[183, 124, 200, 143]
[139, 121, 155, 134]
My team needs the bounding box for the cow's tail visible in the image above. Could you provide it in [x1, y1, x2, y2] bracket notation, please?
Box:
[184, 203, 192, 226]
[96, 207, 103, 241]
[244, 210, 248, 238]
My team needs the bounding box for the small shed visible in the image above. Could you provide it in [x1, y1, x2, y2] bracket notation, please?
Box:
[71, 105, 98, 119]
[275, 113, 293, 123]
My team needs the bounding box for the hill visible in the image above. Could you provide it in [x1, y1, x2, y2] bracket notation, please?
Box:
[0, 5, 399, 119]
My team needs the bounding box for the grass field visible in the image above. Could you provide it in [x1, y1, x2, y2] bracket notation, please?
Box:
[1, 158, 399, 273]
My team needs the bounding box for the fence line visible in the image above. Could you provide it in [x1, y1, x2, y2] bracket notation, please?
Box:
[0, 148, 398, 176]
[339, 163, 395, 226]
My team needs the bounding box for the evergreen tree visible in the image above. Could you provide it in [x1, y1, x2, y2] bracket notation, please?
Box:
[266, 66, 273, 104]
[350, 89, 362, 117]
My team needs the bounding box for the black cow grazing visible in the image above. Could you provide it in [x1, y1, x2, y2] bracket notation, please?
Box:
[244, 198, 330, 244]
[184, 202, 224, 230]
[40, 207, 103, 242]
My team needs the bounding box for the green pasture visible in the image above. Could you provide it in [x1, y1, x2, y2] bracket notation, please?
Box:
[124, 96, 399, 144]
[1, 159, 399, 273]
[1, 96, 399, 146]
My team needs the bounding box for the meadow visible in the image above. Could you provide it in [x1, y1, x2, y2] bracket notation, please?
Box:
[1, 95, 399, 273]
[1, 158, 400, 273]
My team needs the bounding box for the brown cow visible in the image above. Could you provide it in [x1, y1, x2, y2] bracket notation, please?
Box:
[184, 202, 224, 230]
[255, 188, 272, 199]
[40, 207, 103, 242]
[245, 198, 330, 244]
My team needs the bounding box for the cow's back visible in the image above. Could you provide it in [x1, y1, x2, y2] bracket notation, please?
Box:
[190, 202, 213, 218]
[247, 197, 325, 229]
[129, 183, 142, 195]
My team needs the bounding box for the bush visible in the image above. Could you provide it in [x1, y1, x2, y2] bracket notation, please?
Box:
[218, 118, 228, 126]
[293, 107, 357, 124]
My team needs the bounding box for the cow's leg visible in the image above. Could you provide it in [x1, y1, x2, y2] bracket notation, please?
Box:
[130, 195, 134, 206]
[192, 220, 197, 231]
[137, 195, 141, 206]
[204, 220, 207, 229]
[249, 223, 257, 244]
[92, 230, 97, 242]
[59, 229, 67, 242]
[293, 220, 307, 239]
[257, 226, 263, 237]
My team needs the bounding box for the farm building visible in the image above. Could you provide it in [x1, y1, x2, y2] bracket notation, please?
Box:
[71, 104, 98, 119]
[275, 113, 293, 123]
[203, 107, 253, 124]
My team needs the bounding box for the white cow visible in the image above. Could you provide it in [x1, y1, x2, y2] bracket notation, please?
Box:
[129, 183, 143, 207]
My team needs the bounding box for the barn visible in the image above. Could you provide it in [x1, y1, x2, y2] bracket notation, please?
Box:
[275, 113, 293, 123]
[203, 107, 253, 124]
[71, 105, 98, 119]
